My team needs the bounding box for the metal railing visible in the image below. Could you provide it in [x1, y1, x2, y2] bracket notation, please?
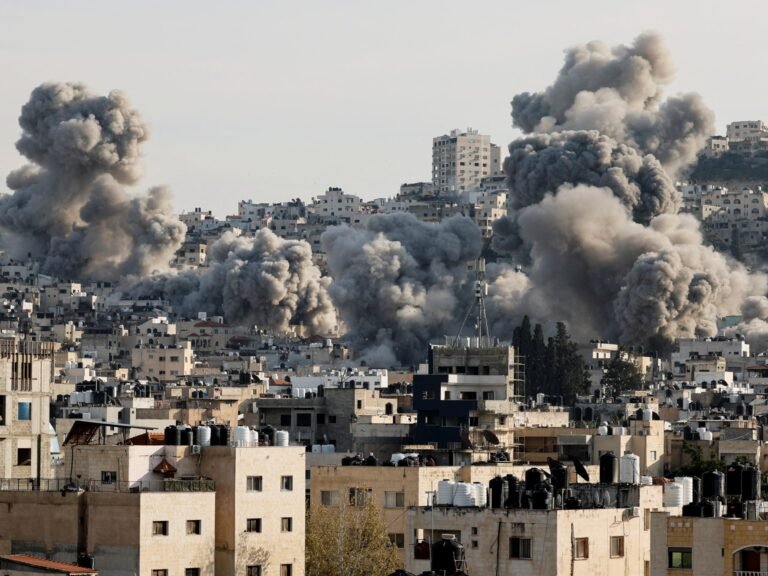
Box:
[734, 571, 768, 576]
[0, 477, 215, 493]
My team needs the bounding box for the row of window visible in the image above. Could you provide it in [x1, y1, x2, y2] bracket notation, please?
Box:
[505, 536, 623, 560]
[151, 566, 293, 576]
[319, 489, 404, 508]
[152, 520, 202, 536]
[279, 413, 336, 426]
[246, 475, 293, 491]
[246, 517, 293, 533]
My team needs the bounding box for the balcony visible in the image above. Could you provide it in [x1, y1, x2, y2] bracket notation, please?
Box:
[734, 572, 768, 576]
[0, 477, 215, 493]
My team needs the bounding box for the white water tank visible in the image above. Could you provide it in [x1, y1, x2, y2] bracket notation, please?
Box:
[235, 426, 250, 447]
[453, 483, 475, 507]
[597, 425, 609, 436]
[640, 475, 653, 486]
[664, 482, 684, 507]
[675, 477, 693, 505]
[620, 453, 640, 484]
[197, 425, 211, 447]
[681, 397, 690, 410]
[612, 426, 625, 436]
[311, 444, 322, 453]
[437, 480, 455, 506]
[473, 482, 487, 507]
[390, 453, 406, 465]
[321, 444, 335, 454]
[274, 430, 289, 446]
[249, 429, 259, 446]
[701, 430, 714, 442]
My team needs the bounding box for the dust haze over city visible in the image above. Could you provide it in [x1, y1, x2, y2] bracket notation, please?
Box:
[3, 2, 768, 576]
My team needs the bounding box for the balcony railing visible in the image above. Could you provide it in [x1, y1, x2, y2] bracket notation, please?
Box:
[734, 571, 768, 576]
[0, 477, 215, 493]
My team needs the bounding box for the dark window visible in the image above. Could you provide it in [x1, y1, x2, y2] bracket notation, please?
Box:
[101, 471, 117, 484]
[185, 569, 200, 576]
[152, 521, 169, 536]
[281, 517, 293, 532]
[328, 415, 336, 424]
[668, 548, 693, 569]
[389, 533, 405, 548]
[187, 520, 201, 535]
[575, 538, 589, 560]
[280, 565, 292, 576]
[280, 414, 291, 426]
[247, 567, 262, 576]
[610, 536, 624, 558]
[281, 476, 293, 491]
[316, 413, 326, 425]
[16, 448, 31, 466]
[151, 571, 168, 576]
[296, 413, 312, 427]
[349, 487, 372, 506]
[509, 537, 531, 559]
[247, 518, 262, 533]
[247, 476, 262, 491]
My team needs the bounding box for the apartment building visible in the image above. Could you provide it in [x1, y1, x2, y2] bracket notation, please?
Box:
[432, 129, 503, 197]
[131, 342, 194, 382]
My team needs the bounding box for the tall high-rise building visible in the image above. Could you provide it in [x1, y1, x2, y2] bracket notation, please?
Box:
[432, 128, 503, 197]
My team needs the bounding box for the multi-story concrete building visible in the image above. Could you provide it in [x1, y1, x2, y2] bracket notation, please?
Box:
[432, 129, 503, 197]
[130, 341, 194, 382]
[308, 187, 363, 220]
[0, 337, 56, 480]
[473, 187, 507, 239]
[0, 440, 306, 576]
[726, 120, 768, 142]
[650, 512, 768, 576]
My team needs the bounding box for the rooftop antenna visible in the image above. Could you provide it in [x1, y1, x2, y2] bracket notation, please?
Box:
[453, 258, 491, 347]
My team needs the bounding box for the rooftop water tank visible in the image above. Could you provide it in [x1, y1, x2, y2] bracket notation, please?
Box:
[674, 477, 694, 506]
[235, 426, 250, 447]
[599, 452, 619, 484]
[472, 482, 487, 507]
[664, 482, 684, 507]
[452, 483, 475, 507]
[197, 425, 211, 448]
[620, 453, 640, 485]
[274, 430, 289, 447]
[437, 480, 455, 506]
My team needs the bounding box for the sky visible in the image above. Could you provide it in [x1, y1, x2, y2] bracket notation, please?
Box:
[0, 0, 766, 216]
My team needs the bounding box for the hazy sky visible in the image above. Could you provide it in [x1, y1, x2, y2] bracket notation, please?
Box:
[1, 1, 765, 216]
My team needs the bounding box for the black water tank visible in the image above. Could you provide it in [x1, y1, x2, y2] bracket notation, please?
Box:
[504, 475, 520, 509]
[489, 476, 508, 509]
[164, 425, 180, 446]
[218, 425, 230, 446]
[700, 500, 716, 518]
[682, 502, 701, 517]
[727, 501, 746, 519]
[180, 426, 193, 446]
[584, 407, 594, 421]
[599, 452, 619, 484]
[573, 407, 583, 421]
[532, 489, 552, 510]
[210, 424, 220, 446]
[431, 537, 464, 574]
[551, 466, 568, 492]
[726, 463, 744, 497]
[525, 468, 546, 490]
[702, 470, 725, 500]
[742, 467, 761, 501]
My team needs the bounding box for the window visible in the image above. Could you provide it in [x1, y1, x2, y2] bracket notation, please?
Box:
[151, 571, 168, 576]
[356, 400, 362, 409]
[247, 567, 262, 576]
[668, 548, 692, 569]
[328, 415, 337, 424]
[610, 536, 624, 558]
[296, 413, 312, 427]
[316, 414, 326, 425]
[650, 450, 657, 460]
[246, 518, 262, 533]
[281, 517, 293, 532]
[101, 471, 117, 484]
[389, 533, 405, 548]
[247, 476, 263, 491]
[17, 402, 31, 421]
[280, 565, 293, 576]
[281, 475, 293, 491]
[152, 521, 168, 536]
[349, 487, 372, 506]
[575, 538, 589, 560]
[185, 569, 200, 576]
[321, 490, 339, 506]
[187, 520, 201, 535]
[384, 491, 405, 508]
[509, 537, 531, 559]
[16, 448, 31, 466]
[280, 414, 291, 426]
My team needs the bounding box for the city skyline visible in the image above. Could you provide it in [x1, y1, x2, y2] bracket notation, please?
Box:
[1, 0, 767, 214]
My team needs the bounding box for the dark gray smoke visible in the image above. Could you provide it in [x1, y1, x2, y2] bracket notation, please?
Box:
[129, 229, 337, 335]
[1, 82, 185, 280]
[511, 32, 714, 176]
[487, 185, 765, 344]
[322, 213, 482, 366]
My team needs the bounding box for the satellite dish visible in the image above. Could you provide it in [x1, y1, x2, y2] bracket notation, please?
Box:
[483, 429, 500, 445]
[572, 457, 590, 482]
[547, 457, 564, 476]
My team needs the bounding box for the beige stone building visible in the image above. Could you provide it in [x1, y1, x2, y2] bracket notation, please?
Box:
[0, 441, 305, 576]
[131, 342, 194, 382]
[650, 512, 768, 576]
[432, 128, 503, 196]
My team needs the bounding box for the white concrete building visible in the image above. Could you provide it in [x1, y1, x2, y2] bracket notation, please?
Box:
[432, 128, 503, 197]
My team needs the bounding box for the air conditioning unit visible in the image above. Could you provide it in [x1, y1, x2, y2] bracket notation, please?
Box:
[624, 507, 640, 519]
[191, 445, 202, 455]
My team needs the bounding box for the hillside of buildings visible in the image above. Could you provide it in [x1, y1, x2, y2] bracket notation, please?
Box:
[692, 151, 768, 184]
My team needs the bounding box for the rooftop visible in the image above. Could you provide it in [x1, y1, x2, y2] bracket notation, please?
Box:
[0, 554, 97, 574]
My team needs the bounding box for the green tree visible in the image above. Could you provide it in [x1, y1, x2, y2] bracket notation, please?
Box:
[528, 323, 548, 396]
[551, 322, 590, 404]
[601, 350, 644, 395]
[306, 499, 400, 576]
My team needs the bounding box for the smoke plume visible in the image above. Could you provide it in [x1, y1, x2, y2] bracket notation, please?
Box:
[0, 82, 185, 280]
[487, 186, 766, 344]
[511, 32, 714, 176]
[129, 229, 337, 335]
[322, 213, 482, 366]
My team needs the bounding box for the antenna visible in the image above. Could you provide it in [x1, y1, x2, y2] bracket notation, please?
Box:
[453, 258, 491, 347]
